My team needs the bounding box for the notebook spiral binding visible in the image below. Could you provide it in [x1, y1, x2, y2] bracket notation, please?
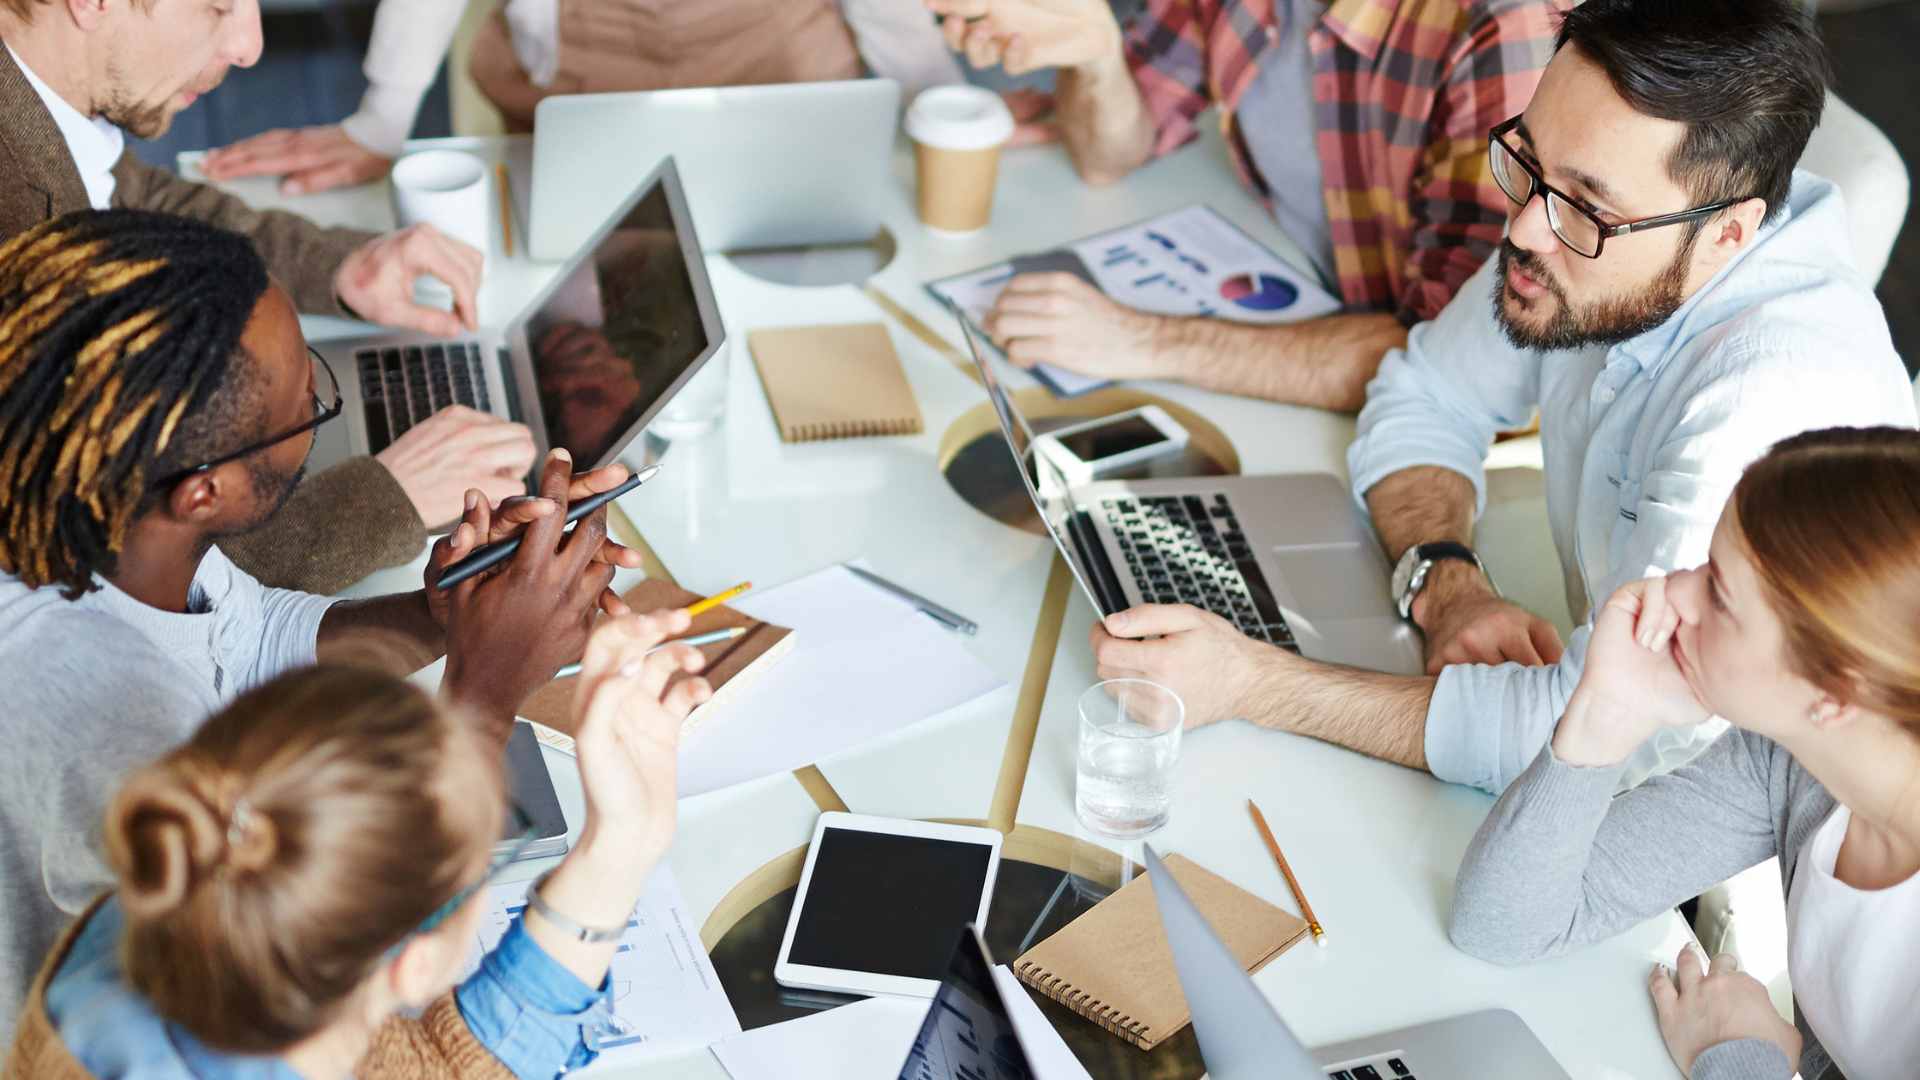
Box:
[1013, 961, 1152, 1048]
[791, 418, 922, 442]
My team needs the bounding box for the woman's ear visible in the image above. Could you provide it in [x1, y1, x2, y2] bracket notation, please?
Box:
[1807, 692, 1860, 732]
[386, 934, 451, 1010]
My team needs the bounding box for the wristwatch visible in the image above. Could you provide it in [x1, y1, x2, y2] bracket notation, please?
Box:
[1391, 541, 1494, 623]
[526, 869, 628, 943]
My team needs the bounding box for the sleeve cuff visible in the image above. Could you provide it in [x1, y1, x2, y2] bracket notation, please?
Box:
[342, 83, 426, 159]
[455, 918, 619, 1079]
[1691, 1039, 1794, 1080]
[487, 918, 602, 1014]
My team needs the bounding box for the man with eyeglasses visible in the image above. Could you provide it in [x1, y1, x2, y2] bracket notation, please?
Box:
[1088, 0, 1915, 794]
[0, 210, 649, 1041]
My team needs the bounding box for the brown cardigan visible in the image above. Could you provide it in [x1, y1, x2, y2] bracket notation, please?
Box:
[4, 896, 517, 1080]
[0, 42, 425, 595]
[467, 0, 862, 130]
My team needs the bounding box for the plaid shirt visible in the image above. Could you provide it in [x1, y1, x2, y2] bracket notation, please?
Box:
[1126, 0, 1567, 323]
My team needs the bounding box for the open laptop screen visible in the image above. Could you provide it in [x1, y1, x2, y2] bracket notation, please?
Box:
[522, 166, 714, 467]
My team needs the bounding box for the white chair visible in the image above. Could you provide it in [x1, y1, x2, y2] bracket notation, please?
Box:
[1798, 91, 1910, 285]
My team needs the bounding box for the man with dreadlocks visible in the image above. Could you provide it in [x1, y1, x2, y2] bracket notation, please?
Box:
[0, 0, 540, 594]
[0, 210, 651, 1042]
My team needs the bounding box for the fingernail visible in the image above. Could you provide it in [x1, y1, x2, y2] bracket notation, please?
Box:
[551, 447, 571, 463]
[619, 660, 644, 679]
[465, 491, 477, 512]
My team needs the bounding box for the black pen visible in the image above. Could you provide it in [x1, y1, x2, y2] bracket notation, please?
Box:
[435, 463, 662, 590]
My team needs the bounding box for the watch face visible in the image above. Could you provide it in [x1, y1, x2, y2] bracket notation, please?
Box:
[1391, 545, 1422, 604]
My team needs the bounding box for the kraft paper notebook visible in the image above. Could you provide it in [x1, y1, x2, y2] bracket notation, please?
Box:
[749, 322, 923, 442]
[1012, 853, 1308, 1052]
[519, 578, 794, 738]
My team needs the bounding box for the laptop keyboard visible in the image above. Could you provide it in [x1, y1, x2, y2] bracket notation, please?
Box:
[355, 343, 492, 454]
[1327, 1056, 1419, 1079]
[1100, 492, 1296, 650]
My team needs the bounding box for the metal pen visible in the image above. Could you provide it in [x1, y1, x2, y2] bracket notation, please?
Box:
[844, 564, 978, 635]
[435, 464, 661, 590]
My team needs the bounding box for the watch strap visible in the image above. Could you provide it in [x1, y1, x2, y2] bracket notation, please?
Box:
[526, 869, 628, 943]
[1413, 541, 1480, 569]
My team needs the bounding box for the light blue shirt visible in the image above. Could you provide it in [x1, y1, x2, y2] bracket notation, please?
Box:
[1347, 171, 1916, 795]
[44, 898, 617, 1080]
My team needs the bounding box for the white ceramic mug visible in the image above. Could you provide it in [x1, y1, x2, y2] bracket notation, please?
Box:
[390, 149, 491, 261]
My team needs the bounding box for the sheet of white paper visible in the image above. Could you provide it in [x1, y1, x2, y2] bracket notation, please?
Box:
[675, 565, 1004, 798]
[710, 996, 927, 1080]
[460, 865, 741, 1068]
[992, 965, 1094, 1080]
[928, 204, 1340, 397]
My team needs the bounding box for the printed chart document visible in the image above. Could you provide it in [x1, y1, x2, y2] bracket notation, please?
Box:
[928, 204, 1340, 397]
[462, 865, 740, 1069]
[674, 563, 1004, 798]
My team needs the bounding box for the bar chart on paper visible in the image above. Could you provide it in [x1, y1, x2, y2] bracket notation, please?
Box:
[464, 866, 741, 1066]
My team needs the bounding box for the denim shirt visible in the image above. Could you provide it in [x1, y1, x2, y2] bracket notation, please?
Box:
[43, 898, 617, 1080]
[1347, 170, 1917, 796]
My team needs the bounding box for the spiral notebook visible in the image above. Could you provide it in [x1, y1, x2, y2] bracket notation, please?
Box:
[1012, 853, 1308, 1052]
[749, 322, 923, 442]
[517, 578, 794, 738]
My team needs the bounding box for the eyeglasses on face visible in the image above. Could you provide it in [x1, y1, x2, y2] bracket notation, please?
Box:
[148, 345, 342, 491]
[1487, 116, 1751, 260]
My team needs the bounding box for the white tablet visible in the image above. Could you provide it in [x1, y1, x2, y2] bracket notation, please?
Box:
[774, 813, 1004, 999]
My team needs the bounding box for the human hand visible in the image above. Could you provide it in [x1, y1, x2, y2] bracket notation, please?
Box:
[1003, 88, 1061, 146]
[1555, 576, 1714, 765]
[984, 272, 1167, 380]
[1091, 604, 1284, 728]
[334, 224, 483, 338]
[433, 452, 622, 727]
[926, 0, 1123, 75]
[375, 405, 535, 528]
[1649, 945, 1801, 1076]
[201, 124, 393, 194]
[1415, 562, 1563, 674]
[571, 609, 712, 874]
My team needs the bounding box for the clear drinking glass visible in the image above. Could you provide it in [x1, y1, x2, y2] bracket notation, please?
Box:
[1075, 679, 1184, 838]
[650, 337, 731, 439]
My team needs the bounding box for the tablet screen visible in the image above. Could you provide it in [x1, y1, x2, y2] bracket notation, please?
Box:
[788, 827, 996, 982]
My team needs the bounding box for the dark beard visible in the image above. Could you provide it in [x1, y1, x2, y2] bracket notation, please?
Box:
[1491, 238, 1694, 352]
[99, 60, 175, 139]
[218, 456, 306, 539]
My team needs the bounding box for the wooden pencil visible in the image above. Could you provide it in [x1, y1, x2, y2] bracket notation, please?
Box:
[1248, 799, 1325, 946]
[495, 162, 514, 258]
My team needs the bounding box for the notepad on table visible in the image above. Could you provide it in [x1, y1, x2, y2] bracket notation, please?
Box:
[1012, 853, 1308, 1052]
[518, 577, 794, 738]
[749, 322, 923, 442]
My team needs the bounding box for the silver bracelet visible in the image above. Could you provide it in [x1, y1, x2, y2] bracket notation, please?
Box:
[525, 869, 628, 943]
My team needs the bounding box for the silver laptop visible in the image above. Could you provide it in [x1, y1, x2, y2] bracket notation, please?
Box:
[896, 926, 1044, 1080]
[1144, 845, 1571, 1080]
[951, 309, 1422, 676]
[309, 157, 724, 485]
[529, 78, 902, 261]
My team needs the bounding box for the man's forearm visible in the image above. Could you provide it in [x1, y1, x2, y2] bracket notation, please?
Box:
[317, 590, 445, 667]
[1056, 48, 1157, 185]
[1157, 311, 1406, 412]
[1364, 465, 1488, 630]
[1246, 654, 1433, 771]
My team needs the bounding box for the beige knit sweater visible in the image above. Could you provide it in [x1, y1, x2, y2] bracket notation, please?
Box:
[3, 897, 517, 1080]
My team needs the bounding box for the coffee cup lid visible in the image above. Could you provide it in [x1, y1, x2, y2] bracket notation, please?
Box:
[905, 85, 1015, 151]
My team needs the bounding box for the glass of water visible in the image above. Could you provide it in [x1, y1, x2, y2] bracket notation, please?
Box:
[1075, 679, 1184, 838]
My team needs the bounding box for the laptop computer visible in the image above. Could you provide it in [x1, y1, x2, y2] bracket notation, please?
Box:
[529, 78, 902, 261]
[1144, 845, 1572, 1080]
[896, 925, 1088, 1080]
[308, 156, 724, 483]
[950, 308, 1423, 676]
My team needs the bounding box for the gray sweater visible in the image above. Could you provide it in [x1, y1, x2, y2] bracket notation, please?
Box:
[0, 548, 333, 1046]
[1450, 729, 1841, 1080]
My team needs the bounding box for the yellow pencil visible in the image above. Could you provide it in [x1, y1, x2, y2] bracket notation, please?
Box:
[685, 581, 751, 618]
[495, 162, 514, 258]
[1248, 799, 1326, 947]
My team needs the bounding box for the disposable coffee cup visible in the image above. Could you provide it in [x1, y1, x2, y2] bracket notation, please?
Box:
[390, 149, 491, 261]
[905, 86, 1015, 236]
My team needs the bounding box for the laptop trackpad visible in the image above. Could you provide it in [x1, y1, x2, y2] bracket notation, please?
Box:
[1267, 543, 1393, 619]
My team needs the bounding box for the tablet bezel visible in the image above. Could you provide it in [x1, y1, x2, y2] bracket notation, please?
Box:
[773, 812, 1005, 999]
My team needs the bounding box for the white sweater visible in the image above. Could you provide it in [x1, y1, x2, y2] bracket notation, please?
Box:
[340, 0, 963, 157]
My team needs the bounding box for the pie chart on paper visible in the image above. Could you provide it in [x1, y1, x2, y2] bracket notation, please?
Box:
[1219, 272, 1299, 312]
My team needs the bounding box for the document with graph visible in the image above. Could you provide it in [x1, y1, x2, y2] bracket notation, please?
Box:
[461, 865, 741, 1068]
[926, 204, 1341, 397]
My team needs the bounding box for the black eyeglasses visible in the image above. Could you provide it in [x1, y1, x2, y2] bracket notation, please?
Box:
[412, 800, 539, 938]
[1488, 116, 1751, 259]
[148, 345, 342, 490]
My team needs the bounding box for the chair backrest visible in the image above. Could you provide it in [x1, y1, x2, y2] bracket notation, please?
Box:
[1797, 91, 1909, 285]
